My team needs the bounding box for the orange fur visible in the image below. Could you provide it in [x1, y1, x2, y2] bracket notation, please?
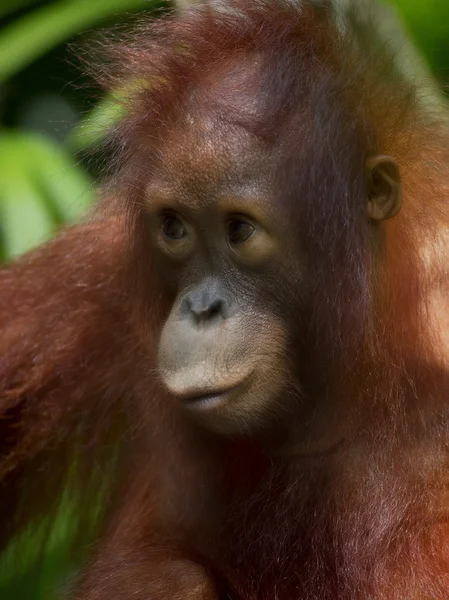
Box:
[1, 2, 449, 599]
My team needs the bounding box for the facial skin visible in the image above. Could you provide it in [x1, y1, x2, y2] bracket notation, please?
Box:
[146, 113, 298, 436]
[144, 68, 402, 447]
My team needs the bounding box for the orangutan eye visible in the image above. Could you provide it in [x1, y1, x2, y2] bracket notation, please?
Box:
[162, 215, 187, 240]
[228, 218, 255, 244]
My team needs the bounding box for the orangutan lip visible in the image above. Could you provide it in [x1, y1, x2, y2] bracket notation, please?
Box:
[185, 391, 228, 407]
[178, 383, 244, 409]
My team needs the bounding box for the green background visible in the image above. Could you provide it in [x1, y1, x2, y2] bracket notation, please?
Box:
[0, 0, 448, 598]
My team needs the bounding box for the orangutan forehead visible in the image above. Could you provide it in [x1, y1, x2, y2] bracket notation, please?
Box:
[193, 55, 266, 120]
[145, 58, 275, 207]
[150, 110, 272, 203]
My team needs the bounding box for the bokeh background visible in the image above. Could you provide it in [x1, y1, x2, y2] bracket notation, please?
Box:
[0, 0, 448, 597]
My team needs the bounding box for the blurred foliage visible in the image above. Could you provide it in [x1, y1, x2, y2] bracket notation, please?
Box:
[0, 131, 92, 259]
[0, 2, 166, 598]
[389, 0, 449, 78]
[0, 0, 165, 261]
[0, 0, 448, 598]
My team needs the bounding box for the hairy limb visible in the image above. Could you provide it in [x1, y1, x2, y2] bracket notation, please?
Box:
[74, 549, 220, 600]
[0, 216, 136, 545]
[73, 477, 221, 600]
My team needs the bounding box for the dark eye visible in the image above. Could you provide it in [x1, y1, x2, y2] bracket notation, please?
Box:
[162, 215, 187, 240]
[228, 218, 255, 244]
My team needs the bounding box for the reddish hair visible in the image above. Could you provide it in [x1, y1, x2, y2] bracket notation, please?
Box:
[1, 2, 449, 598]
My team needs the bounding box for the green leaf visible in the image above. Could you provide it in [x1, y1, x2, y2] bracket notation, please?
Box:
[69, 77, 162, 150]
[0, 132, 94, 260]
[0, 0, 154, 82]
[0, 0, 38, 20]
[69, 93, 126, 151]
[0, 163, 54, 259]
[18, 134, 94, 222]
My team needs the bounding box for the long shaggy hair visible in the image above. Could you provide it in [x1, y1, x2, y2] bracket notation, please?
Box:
[1, 2, 449, 599]
[86, 2, 449, 596]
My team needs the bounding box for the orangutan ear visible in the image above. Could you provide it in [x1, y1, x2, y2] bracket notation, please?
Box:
[365, 155, 402, 221]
